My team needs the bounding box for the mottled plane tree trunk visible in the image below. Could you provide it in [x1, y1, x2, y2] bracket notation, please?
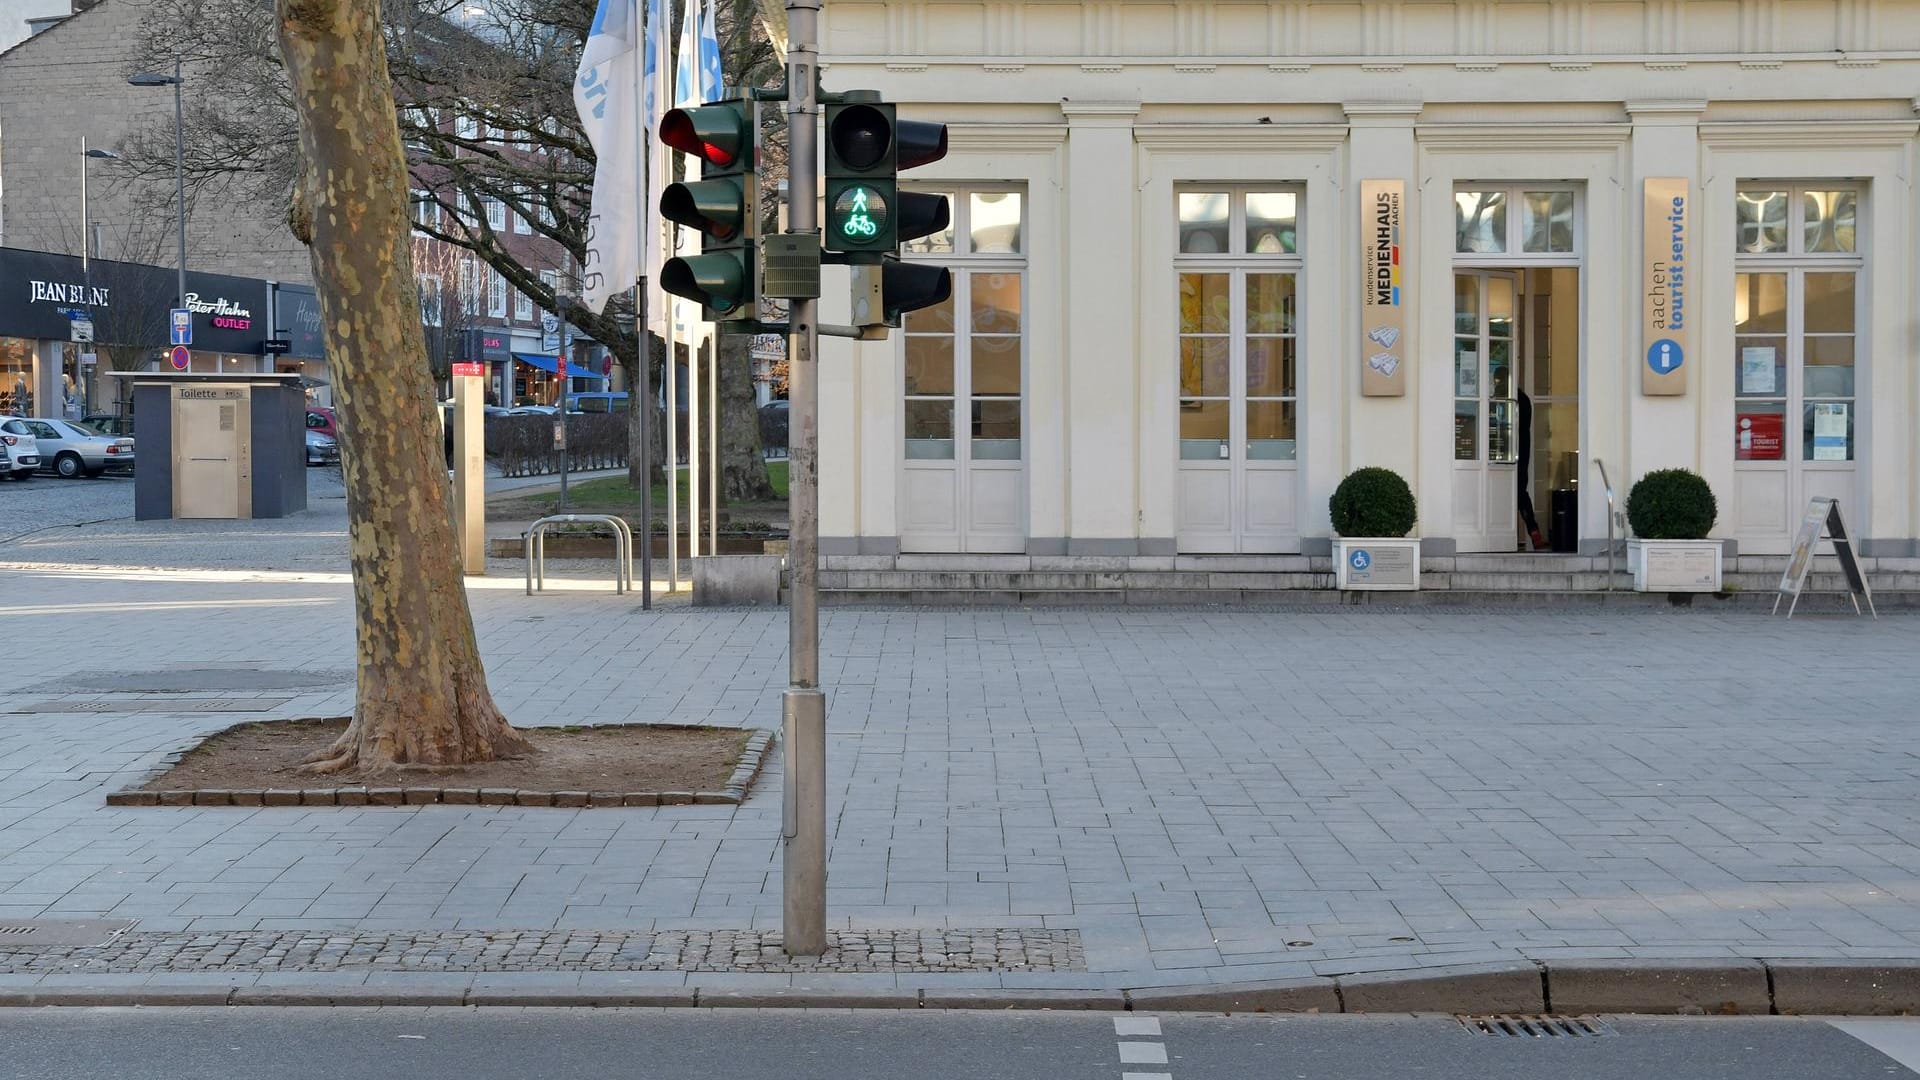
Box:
[277, 0, 531, 771]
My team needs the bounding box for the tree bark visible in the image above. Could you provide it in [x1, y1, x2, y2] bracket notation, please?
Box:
[277, 0, 531, 771]
[719, 332, 775, 501]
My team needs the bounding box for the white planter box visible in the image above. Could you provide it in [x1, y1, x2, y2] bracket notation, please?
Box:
[1334, 538, 1421, 591]
[1627, 539, 1723, 593]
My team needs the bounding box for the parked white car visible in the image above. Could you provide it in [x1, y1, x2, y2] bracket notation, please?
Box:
[0, 419, 39, 481]
[3, 417, 134, 478]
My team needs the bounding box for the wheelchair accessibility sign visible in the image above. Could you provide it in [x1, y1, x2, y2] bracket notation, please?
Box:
[1337, 541, 1418, 591]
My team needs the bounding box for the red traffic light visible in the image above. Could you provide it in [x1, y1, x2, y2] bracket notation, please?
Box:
[661, 105, 747, 169]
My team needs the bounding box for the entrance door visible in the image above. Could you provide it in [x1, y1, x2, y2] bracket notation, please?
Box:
[900, 270, 1025, 552]
[173, 392, 247, 519]
[1452, 271, 1521, 552]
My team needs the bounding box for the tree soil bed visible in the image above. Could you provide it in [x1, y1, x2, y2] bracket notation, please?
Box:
[110, 719, 767, 808]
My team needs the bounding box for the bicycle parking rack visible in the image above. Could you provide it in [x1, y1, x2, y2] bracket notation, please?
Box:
[524, 514, 634, 595]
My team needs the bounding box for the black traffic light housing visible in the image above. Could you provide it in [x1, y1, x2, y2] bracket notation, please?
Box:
[659, 97, 758, 321]
[850, 259, 952, 331]
[823, 101, 950, 259]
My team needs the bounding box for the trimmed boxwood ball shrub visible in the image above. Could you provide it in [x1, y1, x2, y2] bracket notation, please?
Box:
[1627, 468, 1718, 540]
[1329, 467, 1418, 538]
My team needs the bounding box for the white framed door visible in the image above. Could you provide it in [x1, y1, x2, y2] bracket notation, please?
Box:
[1452, 270, 1521, 552]
[900, 268, 1026, 553]
[1172, 189, 1303, 554]
[1730, 188, 1862, 553]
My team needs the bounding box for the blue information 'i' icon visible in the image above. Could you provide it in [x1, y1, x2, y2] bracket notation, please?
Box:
[1648, 338, 1684, 375]
[1349, 549, 1372, 572]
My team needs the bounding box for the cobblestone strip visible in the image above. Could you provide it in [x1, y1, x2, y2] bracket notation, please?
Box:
[0, 927, 1083, 975]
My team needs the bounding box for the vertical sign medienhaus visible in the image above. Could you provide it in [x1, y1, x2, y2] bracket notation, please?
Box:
[1360, 179, 1406, 398]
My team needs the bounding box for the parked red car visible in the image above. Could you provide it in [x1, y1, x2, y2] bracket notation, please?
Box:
[305, 407, 339, 440]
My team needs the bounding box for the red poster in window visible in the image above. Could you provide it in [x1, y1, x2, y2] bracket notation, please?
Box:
[1736, 411, 1785, 461]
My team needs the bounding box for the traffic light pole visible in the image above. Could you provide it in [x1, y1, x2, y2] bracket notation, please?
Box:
[781, 0, 828, 958]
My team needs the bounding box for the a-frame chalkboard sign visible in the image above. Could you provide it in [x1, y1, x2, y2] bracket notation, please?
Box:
[1774, 497, 1876, 619]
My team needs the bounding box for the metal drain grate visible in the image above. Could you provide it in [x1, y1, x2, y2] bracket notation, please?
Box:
[0, 920, 133, 946]
[1461, 1015, 1615, 1038]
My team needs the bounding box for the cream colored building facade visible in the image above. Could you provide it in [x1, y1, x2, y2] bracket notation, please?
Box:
[816, 0, 1920, 560]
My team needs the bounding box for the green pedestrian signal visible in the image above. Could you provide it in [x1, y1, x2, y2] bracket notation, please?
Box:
[659, 96, 758, 322]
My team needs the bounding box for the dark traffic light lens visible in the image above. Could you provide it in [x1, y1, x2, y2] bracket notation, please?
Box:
[829, 104, 891, 171]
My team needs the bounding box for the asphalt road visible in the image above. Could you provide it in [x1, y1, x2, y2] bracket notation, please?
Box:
[0, 1009, 1914, 1080]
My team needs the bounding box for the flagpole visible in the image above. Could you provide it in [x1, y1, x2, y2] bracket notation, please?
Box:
[688, 301, 700, 562]
[632, 0, 654, 608]
[707, 334, 717, 555]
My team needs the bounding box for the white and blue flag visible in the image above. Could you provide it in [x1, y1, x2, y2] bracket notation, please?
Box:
[573, 0, 642, 314]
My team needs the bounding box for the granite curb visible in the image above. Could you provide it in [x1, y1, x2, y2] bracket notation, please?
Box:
[5, 960, 1919, 1013]
[105, 728, 775, 809]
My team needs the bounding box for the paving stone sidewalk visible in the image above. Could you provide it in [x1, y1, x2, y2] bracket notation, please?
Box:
[1, 504, 1919, 995]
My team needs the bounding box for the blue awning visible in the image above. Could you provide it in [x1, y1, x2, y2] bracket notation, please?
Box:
[511, 352, 608, 381]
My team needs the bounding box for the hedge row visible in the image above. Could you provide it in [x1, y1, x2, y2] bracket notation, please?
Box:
[485, 413, 629, 478]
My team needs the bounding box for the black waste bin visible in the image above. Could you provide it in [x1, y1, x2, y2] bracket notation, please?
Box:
[1550, 488, 1578, 553]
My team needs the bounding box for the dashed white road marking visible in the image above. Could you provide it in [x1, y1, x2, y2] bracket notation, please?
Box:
[1831, 1019, 1920, 1072]
[1116, 1013, 1171, 1079]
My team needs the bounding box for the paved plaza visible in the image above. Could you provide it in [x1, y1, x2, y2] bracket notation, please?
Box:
[1, 480, 1918, 996]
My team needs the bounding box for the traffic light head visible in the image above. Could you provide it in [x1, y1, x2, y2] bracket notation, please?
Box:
[660, 97, 757, 322]
[660, 104, 750, 169]
[824, 101, 949, 256]
[849, 258, 952, 329]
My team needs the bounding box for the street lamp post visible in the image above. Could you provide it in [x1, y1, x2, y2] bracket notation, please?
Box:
[128, 60, 187, 309]
[80, 141, 120, 416]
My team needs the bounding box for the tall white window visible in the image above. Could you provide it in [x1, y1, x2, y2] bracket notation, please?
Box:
[459, 260, 482, 316]
[512, 197, 531, 234]
[410, 191, 440, 232]
[418, 275, 443, 327]
[484, 198, 506, 231]
[514, 289, 533, 321]
[455, 113, 479, 139]
[539, 269, 560, 311]
[898, 187, 1028, 553]
[487, 269, 508, 318]
[1174, 188, 1303, 553]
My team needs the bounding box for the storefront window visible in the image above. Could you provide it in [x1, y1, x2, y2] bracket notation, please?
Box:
[1734, 186, 1860, 464]
[1, 337, 33, 416]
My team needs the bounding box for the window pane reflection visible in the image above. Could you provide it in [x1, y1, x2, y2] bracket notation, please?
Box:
[970, 192, 1023, 254]
[1455, 190, 1506, 253]
[1522, 191, 1575, 253]
[1178, 192, 1230, 254]
[1736, 191, 1788, 253]
[1245, 192, 1297, 253]
[1803, 190, 1857, 253]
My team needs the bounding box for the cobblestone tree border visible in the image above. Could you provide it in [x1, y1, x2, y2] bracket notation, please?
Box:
[105, 726, 774, 808]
